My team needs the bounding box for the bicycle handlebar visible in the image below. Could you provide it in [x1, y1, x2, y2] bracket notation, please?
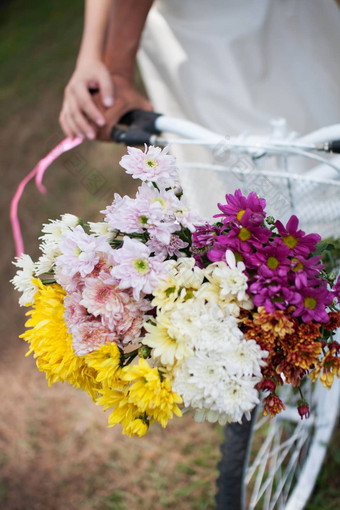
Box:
[111, 109, 340, 154]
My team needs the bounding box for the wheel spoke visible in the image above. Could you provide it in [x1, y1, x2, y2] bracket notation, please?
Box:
[247, 413, 313, 509]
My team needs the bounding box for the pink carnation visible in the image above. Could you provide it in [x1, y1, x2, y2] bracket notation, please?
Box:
[71, 320, 121, 356]
[64, 291, 89, 329]
[80, 275, 150, 336]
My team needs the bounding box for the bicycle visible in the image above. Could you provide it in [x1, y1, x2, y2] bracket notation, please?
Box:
[112, 110, 340, 510]
[11, 110, 340, 510]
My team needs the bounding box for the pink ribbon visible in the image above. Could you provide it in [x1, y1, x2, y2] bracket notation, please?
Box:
[10, 137, 83, 258]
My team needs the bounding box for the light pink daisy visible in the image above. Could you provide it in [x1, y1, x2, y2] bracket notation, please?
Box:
[148, 220, 179, 245]
[137, 182, 181, 216]
[55, 265, 84, 294]
[111, 237, 166, 300]
[147, 235, 189, 257]
[102, 193, 150, 234]
[56, 225, 112, 278]
[119, 144, 179, 187]
[173, 200, 206, 231]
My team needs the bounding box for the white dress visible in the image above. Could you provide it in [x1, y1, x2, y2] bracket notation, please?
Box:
[138, 0, 340, 220]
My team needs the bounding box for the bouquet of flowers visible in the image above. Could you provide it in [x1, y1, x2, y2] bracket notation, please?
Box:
[12, 145, 340, 437]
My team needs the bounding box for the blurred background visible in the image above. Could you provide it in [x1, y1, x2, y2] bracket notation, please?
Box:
[0, 1, 339, 509]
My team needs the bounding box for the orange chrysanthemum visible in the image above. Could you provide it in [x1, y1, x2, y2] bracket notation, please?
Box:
[263, 394, 286, 418]
[252, 307, 295, 339]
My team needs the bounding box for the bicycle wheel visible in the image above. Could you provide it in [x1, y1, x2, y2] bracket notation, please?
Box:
[215, 376, 340, 510]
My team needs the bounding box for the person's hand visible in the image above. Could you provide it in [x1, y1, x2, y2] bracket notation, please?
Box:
[59, 60, 114, 140]
[94, 74, 153, 141]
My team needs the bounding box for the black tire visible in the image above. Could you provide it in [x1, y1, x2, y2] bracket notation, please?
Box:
[215, 409, 258, 510]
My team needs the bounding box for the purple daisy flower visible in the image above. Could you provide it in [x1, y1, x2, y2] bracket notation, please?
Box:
[289, 254, 323, 289]
[275, 215, 321, 257]
[249, 274, 299, 312]
[215, 215, 270, 255]
[252, 243, 290, 278]
[215, 189, 266, 226]
[207, 228, 253, 266]
[192, 223, 221, 250]
[332, 275, 340, 300]
[292, 283, 333, 323]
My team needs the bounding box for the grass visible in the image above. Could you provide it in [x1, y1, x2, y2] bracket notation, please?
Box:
[0, 1, 339, 509]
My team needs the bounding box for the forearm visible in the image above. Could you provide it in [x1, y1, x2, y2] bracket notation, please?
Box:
[77, 0, 112, 63]
[104, 0, 154, 82]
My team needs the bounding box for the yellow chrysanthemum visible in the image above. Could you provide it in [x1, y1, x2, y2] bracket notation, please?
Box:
[124, 418, 149, 437]
[143, 313, 191, 366]
[97, 386, 148, 437]
[122, 359, 182, 428]
[309, 350, 340, 389]
[85, 342, 123, 387]
[97, 358, 182, 435]
[21, 279, 99, 399]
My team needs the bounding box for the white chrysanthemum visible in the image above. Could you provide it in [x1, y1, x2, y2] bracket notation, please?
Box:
[168, 257, 204, 290]
[11, 254, 39, 306]
[197, 282, 249, 316]
[88, 221, 117, 241]
[37, 214, 79, 268]
[167, 298, 244, 354]
[60, 213, 80, 228]
[35, 237, 64, 274]
[171, 307, 267, 424]
[167, 296, 206, 343]
[192, 302, 244, 352]
[182, 351, 229, 396]
[35, 253, 56, 275]
[40, 214, 79, 241]
[173, 353, 260, 423]
[194, 408, 232, 426]
[172, 352, 227, 411]
[222, 338, 268, 378]
[211, 376, 260, 422]
[204, 252, 248, 301]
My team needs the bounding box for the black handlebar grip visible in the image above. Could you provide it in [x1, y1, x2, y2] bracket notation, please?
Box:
[111, 127, 152, 146]
[118, 109, 162, 132]
[329, 140, 340, 154]
[111, 109, 162, 146]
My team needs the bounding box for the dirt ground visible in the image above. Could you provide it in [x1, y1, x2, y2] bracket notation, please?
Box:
[0, 1, 339, 509]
